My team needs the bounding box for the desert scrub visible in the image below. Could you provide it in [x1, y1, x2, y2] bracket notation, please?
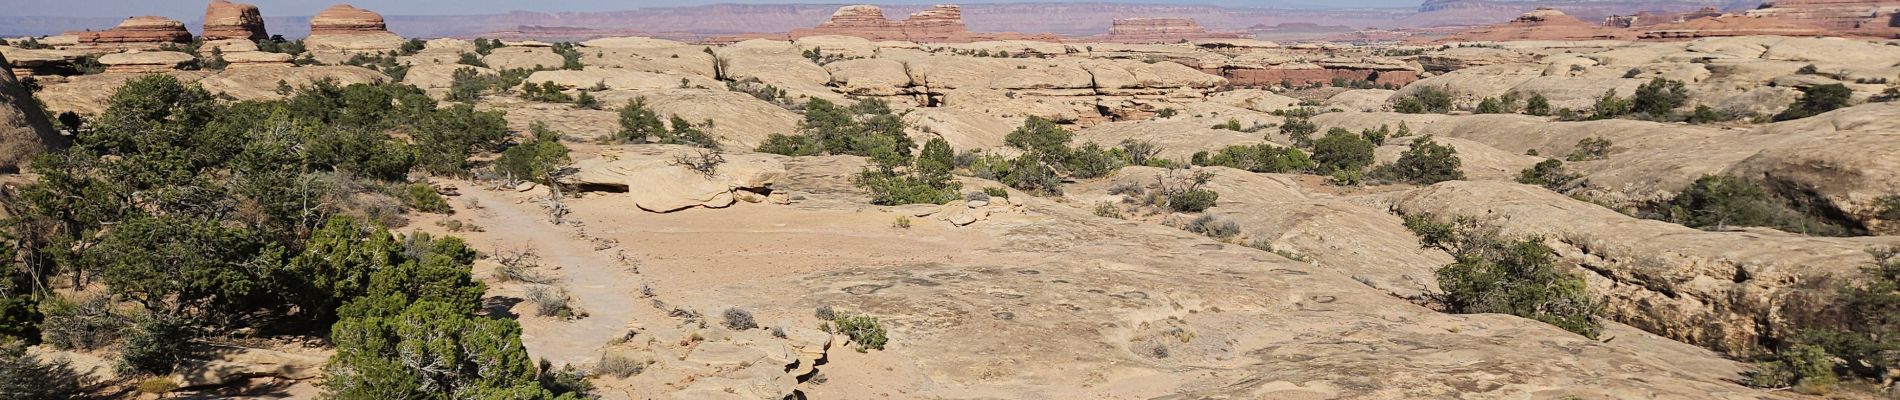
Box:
[596, 352, 645, 378]
[1093, 201, 1124, 219]
[983, 186, 1009, 199]
[722, 307, 758, 330]
[1666, 175, 1860, 236]
[892, 216, 912, 229]
[832, 314, 889, 352]
[401, 183, 452, 214]
[1375, 135, 1464, 185]
[1516, 159, 1578, 190]
[1180, 214, 1240, 239]
[1404, 214, 1601, 338]
[527, 286, 579, 319]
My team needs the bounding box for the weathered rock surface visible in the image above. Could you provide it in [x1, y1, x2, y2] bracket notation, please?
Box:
[202, 0, 268, 41]
[560, 146, 786, 212]
[0, 52, 66, 172]
[98, 50, 196, 73]
[73, 16, 193, 45]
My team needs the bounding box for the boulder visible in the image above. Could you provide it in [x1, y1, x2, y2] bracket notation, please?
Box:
[168, 346, 326, 388]
[202, 0, 268, 41]
[559, 146, 787, 213]
[0, 52, 66, 172]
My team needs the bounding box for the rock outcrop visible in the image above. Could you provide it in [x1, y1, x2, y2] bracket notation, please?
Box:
[1746, 0, 1900, 37]
[560, 146, 788, 212]
[97, 50, 196, 73]
[305, 4, 404, 51]
[202, 0, 269, 41]
[1103, 18, 1250, 43]
[71, 16, 193, 45]
[788, 4, 1057, 43]
[0, 52, 66, 172]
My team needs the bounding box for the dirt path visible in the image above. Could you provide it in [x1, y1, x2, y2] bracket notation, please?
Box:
[457, 187, 673, 368]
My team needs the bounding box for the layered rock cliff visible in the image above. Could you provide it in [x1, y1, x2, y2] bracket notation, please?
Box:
[72, 16, 193, 45]
[202, 0, 269, 41]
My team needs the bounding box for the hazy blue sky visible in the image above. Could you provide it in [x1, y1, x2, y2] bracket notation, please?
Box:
[3, 0, 1421, 18]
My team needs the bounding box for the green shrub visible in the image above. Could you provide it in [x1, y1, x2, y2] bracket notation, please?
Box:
[755, 133, 820, 156]
[660, 116, 720, 150]
[1311, 128, 1375, 174]
[982, 186, 1009, 199]
[1587, 89, 1633, 120]
[117, 313, 191, 376]
[1394, 85, 1453, 114]
[1406, 215, 1601, 338]
[1169, 189, 1220, 213]
[1564, 137, 1612, 161]
[1630, 77, 1688, 118]
[1212, 119, 1244, 131]
[1360, 125, 1390, 146]
[1666, 175, 1857, 236]
[401, 184, 452, 214]
[615, 98, 665, 144]
[1381, 135, 1463, 184]
[1524, 93, 1551, 116]
[495, 123, 572, 184]
[36, 295, 125, 351]
[832, 315, 888, 352]
[1879, 195, 1900, 221]
[1774, 84, 1852, 121]
[1191, 144, 1314, 173]
[1280, 117, 1317, 147]
[1685, 105, 1724, 124]
[1516, 159, 1577, 190]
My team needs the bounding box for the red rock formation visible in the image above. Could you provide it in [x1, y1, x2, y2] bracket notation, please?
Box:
[70, 16, 193, 45]
[1102, 18, 1250, 43]
[203, 0, 269, 41]
[310, 3, 390, 36]
[1745, 0, 1900, 37]
[1639, 15, 1829, 39]
[1440, 8, 1631, 41]
[787, 4, 1057, 43]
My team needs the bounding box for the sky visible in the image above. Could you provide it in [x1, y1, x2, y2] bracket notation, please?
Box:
[0, 0, 1423, 18]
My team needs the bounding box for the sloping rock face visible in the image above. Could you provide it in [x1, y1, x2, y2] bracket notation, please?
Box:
[788, 5, 1057, 43]
[73, 16, 193, 45]
[1639, 15, 1830, 40]
[0, 52, 66, 172]
[202, 0, 269, 41]
[305, 4, 403, 51]
[1104, 18, 1250, 43]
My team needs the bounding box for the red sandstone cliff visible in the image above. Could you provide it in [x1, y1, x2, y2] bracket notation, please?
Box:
[786, 4, 1057, 43]
[70, 16, 193, 45]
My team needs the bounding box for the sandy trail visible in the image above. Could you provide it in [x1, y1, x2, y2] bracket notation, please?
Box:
[458, 187, 671, 368]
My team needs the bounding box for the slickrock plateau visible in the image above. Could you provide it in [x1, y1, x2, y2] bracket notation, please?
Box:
[5, 1, 1900, 399]
[70, 16, 193, 46]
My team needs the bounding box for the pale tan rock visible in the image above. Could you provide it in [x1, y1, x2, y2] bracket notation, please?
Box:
[0, 52, 65, 171]
[560, 146, 786, 213]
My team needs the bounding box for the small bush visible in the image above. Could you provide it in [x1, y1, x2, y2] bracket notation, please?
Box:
[1394, 85, 1453, 114]
[1666, 175, 1857, 236]
[1774, 84, 1852, 121]
[1311, 128, 1375, 174]
[1280, 117, 1318, 147]
[1564, 137, 1612, 162]
[1879, 195, 1900, 221]
[1585, 89, 1633, 120]
[402, 183, 452, 214]
[38, 295, 126, 351]
[1168, 189, 1220, 213]
[527, 286, 576, 319]
[1381, 135, 1464, 185]
[1093, 201, 1124, 219]
[722, 308, 758, 330]
[1630, 77, 1688, 118]
[1184, 214, 1240, 238]
[1524, 94, 1551, 116]
[1516, 159, 1578, 190]
[1407, 215, 1600, 338]
[596, 352, 645, 378]
[117, 314, 191, 376]
[1212, 119, 1244, 131]
[1189, 144, 1314, 173]
[832, 315, 889, 352]
[495, 123, 572, 183]
[982, 186, 1009, 199]
[892, 216, 912, 229]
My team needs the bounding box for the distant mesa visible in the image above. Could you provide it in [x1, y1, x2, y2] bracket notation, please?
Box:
[203, 0, 269, 41]
[70, 16, 193, 45]
[1442, 8, 1626, 41]
[1103, 18, 1250, 43]
[784, 4, 1057, 43]
[1739, 0, 1899, 37]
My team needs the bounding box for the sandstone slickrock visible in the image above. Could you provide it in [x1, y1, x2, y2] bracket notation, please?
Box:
[202, 0, 269, 41]
[98, 50, 197, 74]
[1443, 8, 1628, 42]
[559, 146, 786, 213]
[0, 52, 66, 172]
[72, 16, 193, 45]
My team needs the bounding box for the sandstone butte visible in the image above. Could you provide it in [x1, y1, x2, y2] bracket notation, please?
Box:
[1441, 8, 1629, 42]
[309, 3, 390, 36]
[1102, 17, 1251, 43]
[69, 16, 193, 45]
[786, 4, 1057, 43]
[202, 0, 269, 41]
